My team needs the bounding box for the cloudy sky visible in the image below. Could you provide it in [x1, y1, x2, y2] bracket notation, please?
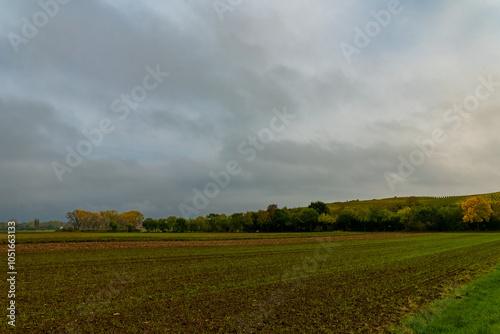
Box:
[1, 0, 499, 222]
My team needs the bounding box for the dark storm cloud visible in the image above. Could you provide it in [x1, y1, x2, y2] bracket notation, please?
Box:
[1, 0, 499, 221]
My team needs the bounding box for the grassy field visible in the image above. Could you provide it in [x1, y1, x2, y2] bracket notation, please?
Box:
[3, 232, 500, 333]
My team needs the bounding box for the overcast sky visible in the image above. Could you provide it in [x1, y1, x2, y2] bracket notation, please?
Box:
[1, 0, 499, 222]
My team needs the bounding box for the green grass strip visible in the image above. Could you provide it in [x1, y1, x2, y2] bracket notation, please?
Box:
[394, 264, 500, 333]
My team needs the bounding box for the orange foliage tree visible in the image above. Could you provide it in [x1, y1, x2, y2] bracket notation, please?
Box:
[117, 211, 144, 231]
[461, 197, 493, 231]
[66, 210, 143, 231]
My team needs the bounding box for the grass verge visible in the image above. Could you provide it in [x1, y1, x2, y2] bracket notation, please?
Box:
[391, 264, 500, 333]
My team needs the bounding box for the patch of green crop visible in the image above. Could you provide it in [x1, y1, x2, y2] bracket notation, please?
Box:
[0, 231, 363, 244]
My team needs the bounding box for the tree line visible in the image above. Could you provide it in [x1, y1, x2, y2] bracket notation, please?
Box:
[141, 197, 500, 233]
[58, 197, 499, 233]
[0, 220, 65, 231]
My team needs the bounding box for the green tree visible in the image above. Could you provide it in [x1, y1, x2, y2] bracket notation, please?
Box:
[397, 207, 413, 231]
[287, 208, 302, 231]
[166, 216, 176, 232]
[272, 209, 290, 232]
[187, 219, 197, 232]
[397, 207, 432, 231]
[267, 204, 278, 218]
[187, 217, 203, 232]
[215, 214, 230, 232]
[158, 219, 168, 232]
[436, 206, 465, 231]
[415, 206, 436, 230]
[194, 216, 208, 232]
[318, 213, 336, 231]
[34, 218, 40, 230]
[308, 201, 330, 215]
[142, 218, 157, 232]
[174, 217, 188, 233]
[229, 213, 245, 232]
[109, 220, 118, 232]
[245, 211, 259, 232]
[238, 213, 253, 232]
[489, 202, 500, 230]
[380, 209, 399, 231]
[355, 208, 371, 232]
[257, 211, 272, 232]
[369, 207, 397, 232]
[206, 213, 219, 232]
[299, 208, 319, 232]
[336, 209, 357, 232]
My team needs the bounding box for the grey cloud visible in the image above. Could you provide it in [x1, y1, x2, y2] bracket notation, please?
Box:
[1, 0, 499, 221]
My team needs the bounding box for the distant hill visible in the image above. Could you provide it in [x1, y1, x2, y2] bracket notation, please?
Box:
[326, 191, 500, 213]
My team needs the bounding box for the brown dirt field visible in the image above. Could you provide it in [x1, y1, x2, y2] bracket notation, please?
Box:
[15, 233, 426, 253]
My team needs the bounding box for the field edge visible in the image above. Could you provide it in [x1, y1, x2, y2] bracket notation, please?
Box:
[388, 263, 500, 333]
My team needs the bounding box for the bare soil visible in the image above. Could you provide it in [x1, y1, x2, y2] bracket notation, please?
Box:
[15, 232, 424, 253]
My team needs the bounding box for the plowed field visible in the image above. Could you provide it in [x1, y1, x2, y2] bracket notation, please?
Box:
[3, 232, 500, 333]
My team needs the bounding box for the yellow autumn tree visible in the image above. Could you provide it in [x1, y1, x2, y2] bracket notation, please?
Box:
[117, 211, 144, 231]
[100, 210, 119, 229]
[461, 197, 493, 231]
[74, 210, 92, 229]
[71, 210, 104, 230]
[67, 210, 143, 231]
